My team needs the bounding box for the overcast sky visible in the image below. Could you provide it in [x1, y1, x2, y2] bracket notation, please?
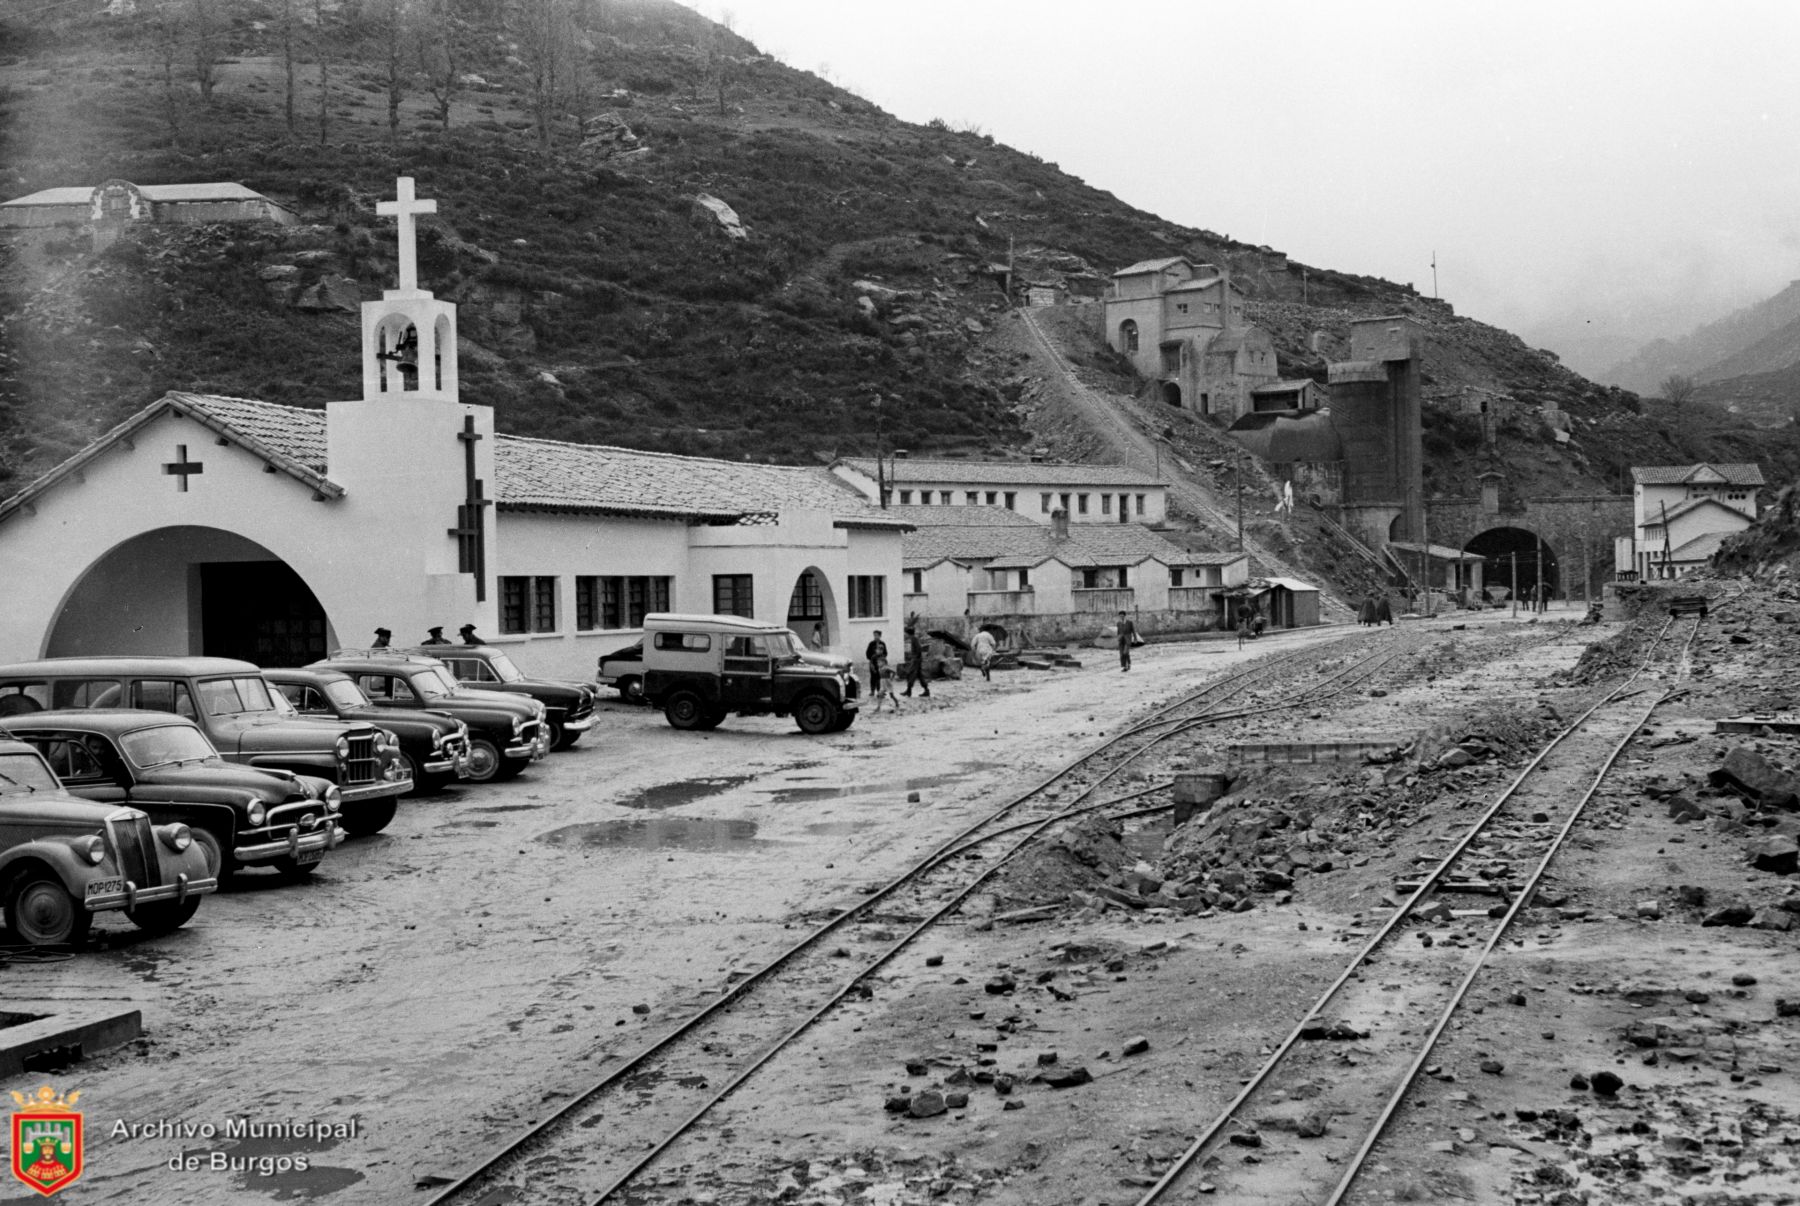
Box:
[693, 0, 1800, 377]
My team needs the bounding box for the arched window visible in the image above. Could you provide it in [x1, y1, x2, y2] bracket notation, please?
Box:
[1120, 320, 1139, 353]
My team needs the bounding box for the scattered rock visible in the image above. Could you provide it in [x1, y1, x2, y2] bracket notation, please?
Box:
[1297, 1112, 1328, 1138]
[1122, 1035, 1150, 1057]
[1480, 1059, 1504, 1075]
[907, 1089, 947, 1118]
[1733, 973, 1758, 987]
[1702, 902, 1754, 927]
[1040, 1066, 1092, 1089]
[1748, 834, 1800, 874]
[1227, 1131, 1262, 1148]
[1591, 1070, 1623, 1096]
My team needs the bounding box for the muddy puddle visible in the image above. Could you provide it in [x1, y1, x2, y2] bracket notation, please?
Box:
[763, 762, 1000, 803]
[611, 775, 754, 811]
[538, 816, 787, 852]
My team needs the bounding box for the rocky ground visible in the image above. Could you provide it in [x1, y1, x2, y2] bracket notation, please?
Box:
[3, 596, 1796, 1206]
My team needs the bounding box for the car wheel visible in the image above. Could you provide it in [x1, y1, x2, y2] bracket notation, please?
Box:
[553, 726, 583, 751]
[339, 798, 398, 837]
[830, 711, 857, 731]
[696, 706, 727, 731]
[495, 756, 531, 781]
[464, 737, 503, 783]
[398, 751, 428, 797]
[666, 691, 706, 731]
[794, 695, 839, 735]
[6, 874, 91, 947]
[127, 896, 202, 935]
[618, 676, 644, 704]
[191, 827, 230, 882]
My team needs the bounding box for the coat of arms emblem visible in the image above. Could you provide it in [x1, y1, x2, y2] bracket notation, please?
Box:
[9, 1085, 83, 1196]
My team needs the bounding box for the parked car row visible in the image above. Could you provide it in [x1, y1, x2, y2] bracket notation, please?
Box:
[0, 645, 598, 946]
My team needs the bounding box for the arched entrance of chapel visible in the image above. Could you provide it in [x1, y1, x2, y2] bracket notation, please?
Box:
[44, 526, 341, 664]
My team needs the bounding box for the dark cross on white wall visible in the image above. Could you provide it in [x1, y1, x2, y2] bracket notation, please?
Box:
[446, 415, 489, 602]
[162, 444, 204, 491]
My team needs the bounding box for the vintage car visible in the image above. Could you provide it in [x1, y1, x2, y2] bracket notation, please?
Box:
[265, 668, 472, 793]
[596, 641, 644, 702]
[0, 737, 216, 946]
[0, 657, 411, 837]
[397, 644, 597, 749]
[309, 652, 547, 782]
[641, 613, 861, 734]
[0, 711, 342, 881]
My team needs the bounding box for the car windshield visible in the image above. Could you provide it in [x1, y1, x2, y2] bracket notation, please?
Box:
[486, 653, 526, 683]
[412, 669, 457, 699]
[196, 676, 278, 717]
[325, 680, 370, 709]
[121, 724, 217, 769]
[0, 751, 59, 795]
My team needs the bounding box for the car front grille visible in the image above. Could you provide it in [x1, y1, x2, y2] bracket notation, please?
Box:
[259, 801, 329, 841]
[343, 732, 380, 786]
[107, 813, 161, 889]
[441, 732, 470, 761]
[519, 721, 541, 747]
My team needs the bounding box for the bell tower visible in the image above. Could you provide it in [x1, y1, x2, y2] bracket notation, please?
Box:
[326, 176, 496, 641]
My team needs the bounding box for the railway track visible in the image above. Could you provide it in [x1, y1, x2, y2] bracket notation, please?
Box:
[426, 627, 1446, 1205]
[1132, 613, 1704, 1205]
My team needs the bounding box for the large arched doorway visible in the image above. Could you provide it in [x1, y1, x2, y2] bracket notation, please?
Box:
[1161, 381, 1183, 408]
[47, 526, 337, 665]
[786, 567, 839, 650]
[1465, 527, 1558, 601]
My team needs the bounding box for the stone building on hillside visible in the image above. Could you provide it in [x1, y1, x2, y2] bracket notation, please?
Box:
[1, 180, 298, 230]
[1102, 256, 1279, 419]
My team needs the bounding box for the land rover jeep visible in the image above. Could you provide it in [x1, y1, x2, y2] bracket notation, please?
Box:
[641, 613, 860, 734]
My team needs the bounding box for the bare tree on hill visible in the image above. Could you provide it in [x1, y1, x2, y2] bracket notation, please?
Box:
[1661, 372, 1697, 414]
[280, 0, 297, 131]
[414, 0, 471, 130]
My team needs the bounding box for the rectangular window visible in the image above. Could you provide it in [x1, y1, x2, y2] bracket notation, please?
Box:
[847, 575, 886, 619]
[1171, 567, 1184, 586]
[898, 490, 913, 504]
[1082, 569, 1098, 589]
[1136, 493, 1147, 516]
[908, 570, 923, 593]
[1102, 494, 1112, 515]
[1040, 493, 1052, 513]
[1077, 493, 1089, 514]
[1059, 492, 1071, 512]
[921, 491, 935, 505]
[1004, 492, 1016, 510]
[1018, 568, 1030, 589]
[713, 574, 755, 618]
[985, 491, 997, 505]
[653, 631, 711, 652]
[500, 576, 557, 633]
[965, 491, 979, 505]
[576, 577, 598, 630]
[590, 576, 672, 628]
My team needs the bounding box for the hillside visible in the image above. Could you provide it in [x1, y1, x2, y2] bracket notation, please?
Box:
[1601, 278, 1800, 397]
[3, 0, 1796, 576]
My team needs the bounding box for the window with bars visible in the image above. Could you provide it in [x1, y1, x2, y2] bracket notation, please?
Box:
[847, 575, 886, 619]
[713, 574, 755, 618]
[500, 576, 558, 634]
[576, 576, 671, 630]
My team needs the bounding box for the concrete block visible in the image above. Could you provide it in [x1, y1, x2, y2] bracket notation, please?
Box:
[0, 1003, 142, 1077]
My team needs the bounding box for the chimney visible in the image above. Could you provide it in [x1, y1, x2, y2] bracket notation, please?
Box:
[1050, 508, 1070, 541]
[893, 448, 909, 459]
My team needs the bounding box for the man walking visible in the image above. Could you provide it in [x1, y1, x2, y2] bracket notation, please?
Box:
[971, 627, 998, 682]
[864, 630, 889, 691]
[1117, 610, 1140, 672]
[901, 626, 931, 697]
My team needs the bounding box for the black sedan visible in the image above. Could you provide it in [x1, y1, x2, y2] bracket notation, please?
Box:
[0, 710, 343, 881]
[401, 645, 597, 749]
[266, 668, 472, 794]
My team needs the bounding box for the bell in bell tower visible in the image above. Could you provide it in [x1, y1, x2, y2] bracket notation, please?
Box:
[359, 176, 459, 402]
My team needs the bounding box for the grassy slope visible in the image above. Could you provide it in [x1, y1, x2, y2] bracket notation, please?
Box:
[2, 0, 1795, 528]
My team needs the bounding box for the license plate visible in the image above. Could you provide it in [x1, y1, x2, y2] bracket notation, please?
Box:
[85, 878, 124, 899]
[293, 848, 324, 866]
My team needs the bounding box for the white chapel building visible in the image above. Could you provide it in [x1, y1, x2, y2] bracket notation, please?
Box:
[0, 178, 907, 678]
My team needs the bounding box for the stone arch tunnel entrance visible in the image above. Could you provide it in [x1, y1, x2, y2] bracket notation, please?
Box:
[1161, 382, 1182, 408]
[1465, 527, 1558, 601]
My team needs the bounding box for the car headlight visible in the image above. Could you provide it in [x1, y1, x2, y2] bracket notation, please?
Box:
[158, 824, 193, 853]
[334, 736, 350, 758]
[431, 728, 446, 749]
[246, 799, 267, 826]
[81, 835, 106, 866]
[324, 786, 342, 813]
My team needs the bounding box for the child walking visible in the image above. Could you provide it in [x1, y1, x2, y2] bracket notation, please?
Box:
[870, 657, 902, 712]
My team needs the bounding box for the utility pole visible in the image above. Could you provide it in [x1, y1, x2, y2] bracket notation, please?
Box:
[1431, 250, 1438, 300]
[1510, 551, 1518, 619]
[1535, 535, 1544, 613]
[1421, 497, 1433, 618]
[1235, 455, 1244, 553]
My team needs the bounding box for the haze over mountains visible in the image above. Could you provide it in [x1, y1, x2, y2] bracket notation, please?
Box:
[1596, 279, 1800, 423]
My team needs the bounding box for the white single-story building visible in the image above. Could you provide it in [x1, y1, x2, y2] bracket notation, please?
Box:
[831, 456, 1169, 526]
[1615, 463, 1764, 580]
[0, 179, 905, 679]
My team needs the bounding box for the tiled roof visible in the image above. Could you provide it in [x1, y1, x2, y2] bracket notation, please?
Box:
[1630, 463, 1764, 486]
[1252, 379, 1314, 395]
[496, 434, 873, 520]
[1655, 497, 1749, 526]
[836, 458, 1166, 488]
[1112, 257, 1189, 276]
[0, 393, 887, 527]
[4, 182, 278, 206]
[1669, 530, 1733, 562]
[885, 505, 1039, 528]
[901, 518, 1204, 571]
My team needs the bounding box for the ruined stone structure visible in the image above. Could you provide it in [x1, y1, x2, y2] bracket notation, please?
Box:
[1102, 257, 1278, 419]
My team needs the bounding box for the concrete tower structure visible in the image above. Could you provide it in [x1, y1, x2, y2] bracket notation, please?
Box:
[1328, 316, 1425, 550]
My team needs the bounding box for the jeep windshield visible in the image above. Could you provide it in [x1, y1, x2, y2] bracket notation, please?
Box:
[485, 653, 526, 683]
[0, 751, 58, 794]
[122, 724, 218, 769]
[764, 631, 801, 662]
[196, 676, 280, 717]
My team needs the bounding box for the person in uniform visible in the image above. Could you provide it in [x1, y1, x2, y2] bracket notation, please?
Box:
[372, 627, 392, 648]
[421, 626, 450, 645]
[459, 623, 484, 645]
[901, 626, 932, 697]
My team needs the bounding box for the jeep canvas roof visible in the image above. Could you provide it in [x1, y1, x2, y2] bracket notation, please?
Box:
[643, 613, 789, 633]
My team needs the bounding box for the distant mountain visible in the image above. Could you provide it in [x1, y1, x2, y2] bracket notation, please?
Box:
[1602, 280, 1800, 394]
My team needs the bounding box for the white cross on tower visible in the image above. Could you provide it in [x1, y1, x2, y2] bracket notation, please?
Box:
[376, 176, 437, 293]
